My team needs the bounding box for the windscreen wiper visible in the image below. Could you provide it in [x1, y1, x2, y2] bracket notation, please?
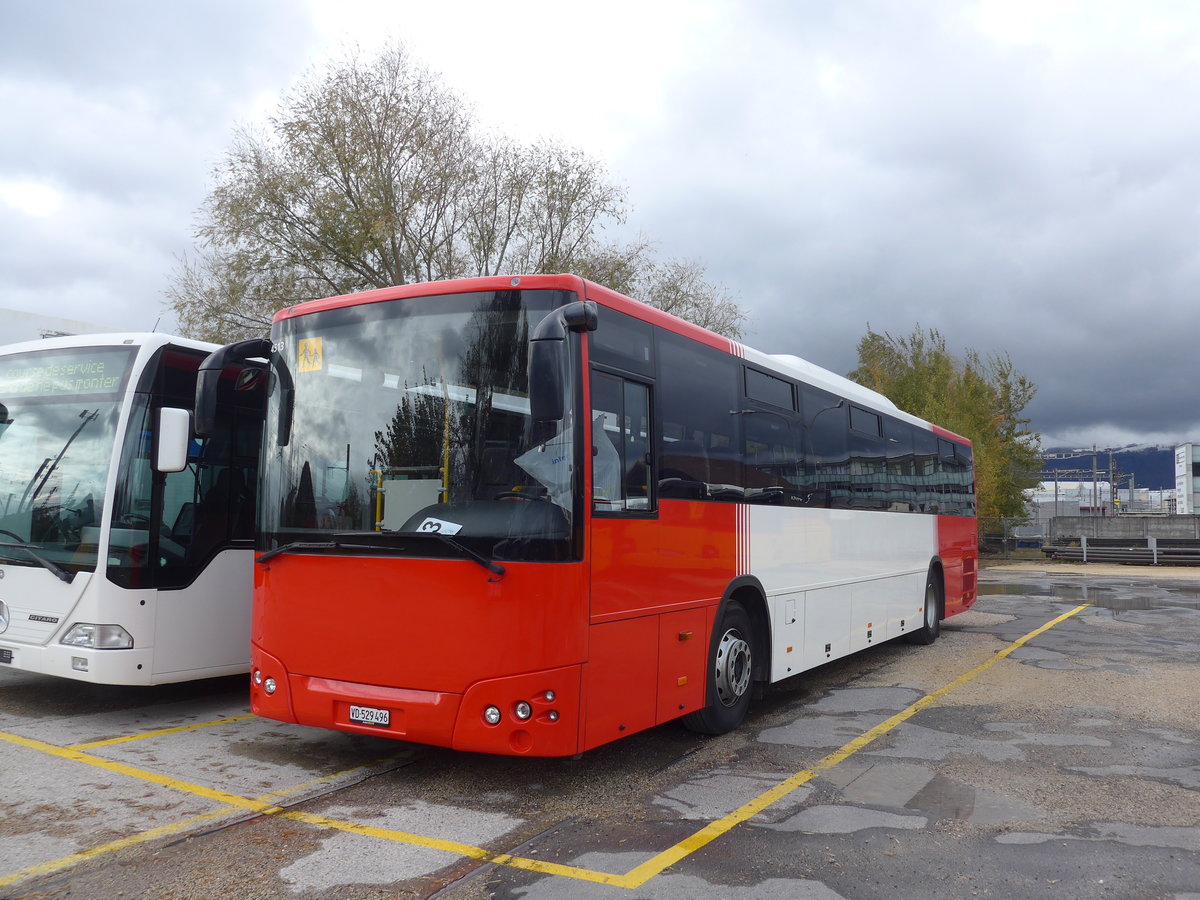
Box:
[337, 530, 506, 579]
[259, 534, 506, 579]
[0, 541, 73, 583]
[256, 540, 386, 564]
[399, 531, 506, 579]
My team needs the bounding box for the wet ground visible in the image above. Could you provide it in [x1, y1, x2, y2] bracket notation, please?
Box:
[2, 563, 1199, 899]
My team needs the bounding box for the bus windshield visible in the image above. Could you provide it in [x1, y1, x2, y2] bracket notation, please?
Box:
[263, 289, 579, 562]
[0, 346, 134, 575]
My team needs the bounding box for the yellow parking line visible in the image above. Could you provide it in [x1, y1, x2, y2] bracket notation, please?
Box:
[0, 749, 409, 889]
[1, 603, 1091, 892]
[69, 713, 256, 750]
[0, 805, 243, 888]
[617, 602, 1092, 888]
[0, 730, 279, 813]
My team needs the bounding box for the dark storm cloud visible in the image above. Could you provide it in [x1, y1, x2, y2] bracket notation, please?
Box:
[614, 1, 1200, 447]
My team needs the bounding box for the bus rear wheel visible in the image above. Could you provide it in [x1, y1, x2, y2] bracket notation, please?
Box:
[906, 569, 943, 645]
[684, 599, 755, 735]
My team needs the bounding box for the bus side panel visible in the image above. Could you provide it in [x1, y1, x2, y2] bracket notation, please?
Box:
[656, 606, 709, 723]
[589, 501, 736, 621]
[153, 548, 252, 679]
[584, 502, 732, 749]
[937, 516, 978, 617]
[582, 617, 659, 751]
[579, 606, 712, 753]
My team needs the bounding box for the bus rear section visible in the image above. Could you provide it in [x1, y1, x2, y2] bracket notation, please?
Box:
[217, 274, 977, 756]
[0, 334, 263, 684]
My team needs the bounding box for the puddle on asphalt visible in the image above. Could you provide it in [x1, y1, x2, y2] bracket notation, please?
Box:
[980, 581, 1200, 611]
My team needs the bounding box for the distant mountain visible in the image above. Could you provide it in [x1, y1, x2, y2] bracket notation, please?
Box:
[1039, 445, 1177, 490]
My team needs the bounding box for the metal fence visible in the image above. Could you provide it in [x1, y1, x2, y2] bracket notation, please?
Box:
[978, 517, 1049, 560]
[979, 515, 1200, 564]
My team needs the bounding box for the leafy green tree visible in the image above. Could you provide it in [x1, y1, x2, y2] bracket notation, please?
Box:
[849, 325, 1041, 519]
[167, 42, 744, 342]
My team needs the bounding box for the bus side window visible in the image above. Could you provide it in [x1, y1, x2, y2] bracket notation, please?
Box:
[590, 371, 653, 513]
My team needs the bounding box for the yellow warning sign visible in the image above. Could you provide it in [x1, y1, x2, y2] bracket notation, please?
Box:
[297, 338, 324, 373]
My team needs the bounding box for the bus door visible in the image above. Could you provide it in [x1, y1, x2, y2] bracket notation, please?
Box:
[108, 348, 263, 678]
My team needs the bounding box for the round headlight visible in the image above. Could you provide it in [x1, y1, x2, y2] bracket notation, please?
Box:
[483, 705, 502, 726]
[264, 677, 277, 695]
[514, 701, 532, 721]
[253, 669, 263, 685]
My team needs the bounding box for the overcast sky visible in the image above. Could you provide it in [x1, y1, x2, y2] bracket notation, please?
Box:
[3, 0, 1199, 449]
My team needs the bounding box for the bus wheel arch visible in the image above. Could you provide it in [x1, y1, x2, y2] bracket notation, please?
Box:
[906, 560, 944, 646]
[683, 580, 769, 735]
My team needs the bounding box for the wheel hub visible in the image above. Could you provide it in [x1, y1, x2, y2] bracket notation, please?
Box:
[714, 628, 751, 707]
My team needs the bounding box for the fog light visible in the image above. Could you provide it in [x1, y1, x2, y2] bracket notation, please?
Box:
[263, 677, 277, 695]
[71, 656, 88, 672]
[483, 705, 502, 726]
[514, 701, 532, 721]
[253, 669, 263, 685]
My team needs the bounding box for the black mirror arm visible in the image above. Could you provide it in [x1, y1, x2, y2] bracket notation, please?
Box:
[194, 338, 272, 436]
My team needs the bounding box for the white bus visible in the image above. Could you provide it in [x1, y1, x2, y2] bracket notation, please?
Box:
[0, 333, 264, 684]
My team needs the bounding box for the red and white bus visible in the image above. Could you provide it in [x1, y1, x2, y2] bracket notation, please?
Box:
[198, 275, 976, 756]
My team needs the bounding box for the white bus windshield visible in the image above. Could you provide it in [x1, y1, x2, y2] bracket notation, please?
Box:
[0, 346, 134, 575]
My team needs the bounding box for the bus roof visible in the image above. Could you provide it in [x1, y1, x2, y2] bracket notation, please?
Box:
[0, 332, 219, 357]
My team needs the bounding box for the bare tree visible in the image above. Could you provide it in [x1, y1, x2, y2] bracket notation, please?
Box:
[167, 41, 746, 342]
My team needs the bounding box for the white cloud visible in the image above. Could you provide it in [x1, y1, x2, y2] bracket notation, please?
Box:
[0, 180, 63, 217]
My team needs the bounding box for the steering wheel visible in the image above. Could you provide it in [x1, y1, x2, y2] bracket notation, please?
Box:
[494, 491, 545, 502]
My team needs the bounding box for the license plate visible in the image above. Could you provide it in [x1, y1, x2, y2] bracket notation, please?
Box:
[349, 704, 390, 727]
[0, 649, 11, 664]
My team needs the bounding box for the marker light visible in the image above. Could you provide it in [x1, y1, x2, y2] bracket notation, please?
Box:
[61, 623, 134, 649]
[483, 705, 502, 726]
[263, 677, 277, 695]
[514, 701, 533, 721]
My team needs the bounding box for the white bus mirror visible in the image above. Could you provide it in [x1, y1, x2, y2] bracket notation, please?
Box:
[155, 407, 192, 473]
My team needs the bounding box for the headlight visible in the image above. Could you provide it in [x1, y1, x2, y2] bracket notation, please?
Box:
[483, 705, 502, 726]
[514, 701, 532, 721]
[61, 623, 134, 649]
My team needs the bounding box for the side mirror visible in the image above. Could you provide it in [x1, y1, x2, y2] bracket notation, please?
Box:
[155, 407, 191, 473]
[528, 341, 566, 422]
[528, 301, 598, 423]
[195, 338, 272, 437]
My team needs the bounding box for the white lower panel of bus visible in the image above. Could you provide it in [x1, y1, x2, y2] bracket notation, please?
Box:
[0, 549, 251, 685]
[745, 507, 935, 683]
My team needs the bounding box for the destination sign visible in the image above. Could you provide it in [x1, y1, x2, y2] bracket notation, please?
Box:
[0, 347, 134, 398]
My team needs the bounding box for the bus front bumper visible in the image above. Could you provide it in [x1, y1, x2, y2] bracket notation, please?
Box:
[250, 644, 582, 757]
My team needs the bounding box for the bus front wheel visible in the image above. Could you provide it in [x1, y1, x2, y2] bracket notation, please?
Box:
[684, 599, 755, 735]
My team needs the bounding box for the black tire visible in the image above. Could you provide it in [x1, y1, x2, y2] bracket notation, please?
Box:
[684, 599, 756, 735]
[906, 569, 943, 645]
